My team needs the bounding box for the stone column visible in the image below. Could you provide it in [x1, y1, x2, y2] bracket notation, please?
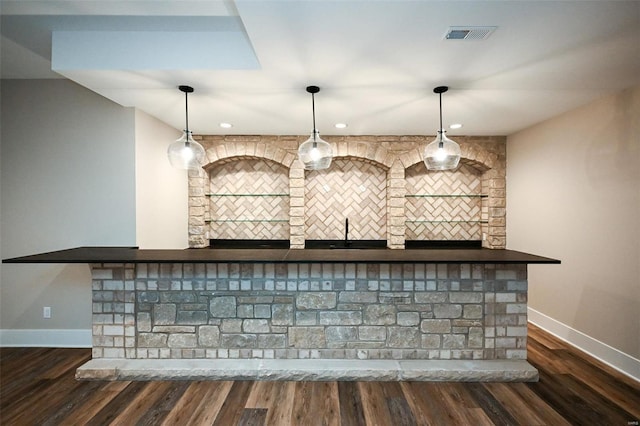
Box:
[289, 159, 306, 249]
[387, 160, 406, 249]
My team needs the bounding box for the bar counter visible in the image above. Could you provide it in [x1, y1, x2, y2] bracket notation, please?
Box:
[3, 246, 559, 382]
[3, 246, 560, 265]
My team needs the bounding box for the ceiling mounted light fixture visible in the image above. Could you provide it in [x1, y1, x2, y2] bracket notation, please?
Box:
[424, 86, 461, 171]
[167, 85, 206, 170]
[297, 85, 332, 170]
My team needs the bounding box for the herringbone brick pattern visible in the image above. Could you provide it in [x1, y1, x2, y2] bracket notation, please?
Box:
[305, 159, 386, 240]
[405, 163, 483, 240]
[208, 159, 290, 239]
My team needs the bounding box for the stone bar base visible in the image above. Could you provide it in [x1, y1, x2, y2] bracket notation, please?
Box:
[76, 358, 538, 382]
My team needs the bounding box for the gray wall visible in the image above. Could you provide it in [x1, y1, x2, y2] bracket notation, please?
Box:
[1, 79, 136, 337]
[507, 86, 640, 376]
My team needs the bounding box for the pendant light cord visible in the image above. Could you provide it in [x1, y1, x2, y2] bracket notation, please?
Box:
[185, 90, 190, 134]
[311, 92, 317, 133]
[439, 91, 443, 133]
[311, 92, 318, 143]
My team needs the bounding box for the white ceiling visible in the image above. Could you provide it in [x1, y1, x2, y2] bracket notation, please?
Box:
[2, 0, 639, 136]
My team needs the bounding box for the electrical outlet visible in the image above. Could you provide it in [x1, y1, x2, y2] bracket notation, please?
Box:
[43, 306, 51, 319]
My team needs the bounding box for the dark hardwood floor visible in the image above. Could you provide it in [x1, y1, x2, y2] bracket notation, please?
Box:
[1, 324, 638, 425]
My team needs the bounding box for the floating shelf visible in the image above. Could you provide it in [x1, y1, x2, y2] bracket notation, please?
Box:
[406, 194, 488, 198]
[206, 193, 289, 197]
[206, 219, 289, 223]
[406, 220, 489, 224]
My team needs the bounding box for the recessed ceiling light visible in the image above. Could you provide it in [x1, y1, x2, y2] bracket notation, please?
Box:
[219, 122, 233, 129]
[449, 123, 463, 129]
[335, 123, 348, 129]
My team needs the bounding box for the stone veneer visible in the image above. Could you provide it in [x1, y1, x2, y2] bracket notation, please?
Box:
[188, 135, 506, 249]
[91, 262, 528, 361]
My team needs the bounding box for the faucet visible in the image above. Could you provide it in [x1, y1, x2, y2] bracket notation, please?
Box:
[345, 218, 350, 247]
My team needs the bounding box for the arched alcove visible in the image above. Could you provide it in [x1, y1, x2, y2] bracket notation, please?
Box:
[304, 156, 388, 242]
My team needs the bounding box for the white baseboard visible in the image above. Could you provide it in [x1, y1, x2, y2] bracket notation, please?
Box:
[528, 308, 640, 382]
[0, 329, 91, 348]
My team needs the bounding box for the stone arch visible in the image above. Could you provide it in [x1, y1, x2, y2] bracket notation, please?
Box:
[400, 144, 496, 172]
[202, 141, 296, 170]
[329, 139, 393, 169]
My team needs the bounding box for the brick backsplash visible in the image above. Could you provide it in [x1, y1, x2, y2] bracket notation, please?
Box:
[189, 135, 506, 249]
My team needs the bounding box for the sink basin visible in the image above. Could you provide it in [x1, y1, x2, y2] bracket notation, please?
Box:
[304, 240, 388, 249]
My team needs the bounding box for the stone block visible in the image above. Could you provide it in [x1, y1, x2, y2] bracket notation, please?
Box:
[449, 292, 483, 303]
[463, 305, 483, 319]
[237, 305, 254, 318]
[443, 335, 466, 349]
[338, 292, 377, 304]
[421, 319, 451, 334]
[358, 326, 386, 341]
[138, 333, 167, 348]
[254, 305, 271, 319]
[469, 327, 484, 348]
[397, 312, 420, 326]
[295, 311, 317, 326]
[198, 326, 220, 347]
[210, 296, 236, 317]
[138, 291, 159, 303]
[388, 327, 420, 348]
[137, 312, 151, 332]
[364, 305, 396, 325]
[258, 334, 286, 349]
[154, 304, 176, 325]
[289, 327, 326, 348]
[296, 293, 337, 310]
[319, 311, 362, 325]
[243, 319, 270, 333]
[221, 319, 243, 333]
[221, 334, 257, 349]
[177, 311, 208, 325]
[433, 304, 462, 319]
[167, 334, 197, 348]
[326, 326, 358, 342]
[272, 304, 294, 325]
[421, 334, 441, 349]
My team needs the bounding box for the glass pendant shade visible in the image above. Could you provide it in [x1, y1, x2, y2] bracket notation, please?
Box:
[424, 85, 461, 171]
[167, 130, 206, 170]
[424, 130, 461, 170]
[298, 85, 332, 170]
[298, 130, 333, 170]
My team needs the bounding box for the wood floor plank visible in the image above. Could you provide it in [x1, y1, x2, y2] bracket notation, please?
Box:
[245, 380, 277, 409]
[338, 381, 367, 426]
[291, 381, 340, 426]
[358, 382, 395, 426]
[239, 408, 268, 426]
[438, 383, 495, 425]
[56, 386, 124, 426]
[484, 382, 570, 426]
[1, 323, 638, 426]
[135, 381, 190, 425]
[464, 382, 519, 426]
[212, 380, 255, 426]
[84, 381, 149, 426]
[263, 381, 296, 426]
[161, 381, 233, 425]
[401, 382, 459, 425]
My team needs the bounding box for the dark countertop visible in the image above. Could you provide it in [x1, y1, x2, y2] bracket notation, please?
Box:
[3, 246, 560, 264]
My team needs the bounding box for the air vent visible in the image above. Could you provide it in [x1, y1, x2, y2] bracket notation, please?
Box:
[445, 26, 497, 40]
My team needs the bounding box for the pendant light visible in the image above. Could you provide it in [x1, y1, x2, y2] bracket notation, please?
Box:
[297, 85, 333, 170]
[424, 86, 461, 170]
[167, 85, 206, 170]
